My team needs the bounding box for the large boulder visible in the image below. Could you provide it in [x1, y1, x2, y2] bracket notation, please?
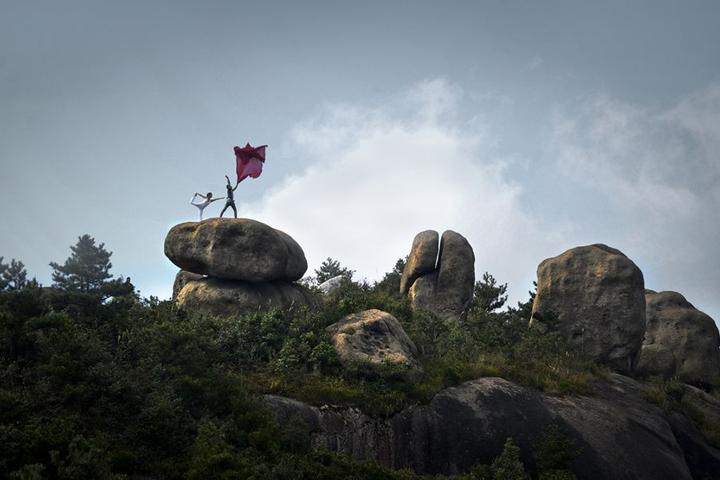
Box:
[529, 244, 645, 374]
[326, 309, 420, 370]
[636, 291, 720, 386]
[400, 230, 438, 294]
[175, 277, 315, 317]
[408, 230, 475, 322]
[164, 218, 307, 282]
[265, 375, 697, 479]
[172, 270, 203, 299]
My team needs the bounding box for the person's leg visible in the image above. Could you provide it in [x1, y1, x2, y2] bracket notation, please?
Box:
[220, 203, 229, 218]
[231, 202, 237, 218]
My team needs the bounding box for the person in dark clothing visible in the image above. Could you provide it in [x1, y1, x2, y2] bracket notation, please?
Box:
[220, 175, 239, 218]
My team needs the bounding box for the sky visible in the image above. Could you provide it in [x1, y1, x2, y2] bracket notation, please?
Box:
[1, 1, 719, 324]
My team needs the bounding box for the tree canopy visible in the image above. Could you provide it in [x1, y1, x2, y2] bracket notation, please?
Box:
[314, 257, 354, 284]
[50, 234, 113, 293]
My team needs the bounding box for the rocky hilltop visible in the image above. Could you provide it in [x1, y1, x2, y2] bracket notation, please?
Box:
[163, 220, 720, 479]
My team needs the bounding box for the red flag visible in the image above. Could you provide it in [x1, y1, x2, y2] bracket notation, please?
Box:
[234, 143, 267, 183]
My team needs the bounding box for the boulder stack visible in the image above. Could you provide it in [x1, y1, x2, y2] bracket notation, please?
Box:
[636, 290, 720, 386]
[529, 244, 646, 374]
[165, 218, 313, 316]
[400, 230, 475, 322]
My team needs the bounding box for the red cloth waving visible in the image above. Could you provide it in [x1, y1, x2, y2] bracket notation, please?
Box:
[234, 143, 267, 183]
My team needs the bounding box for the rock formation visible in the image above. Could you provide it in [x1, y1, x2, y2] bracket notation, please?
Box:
[326, 309, 420, 370]
[530, 244, 646, 374]
[165, 218, 313, 316]
[175, 277, 315, 317]
[172, 270, 203, 299]
[636, 290, 720, 386]
[164, 218, 307, 282]
[399, 230, 438, 294]
[265, 374, 715, 479]
[401, 230, 475, 321]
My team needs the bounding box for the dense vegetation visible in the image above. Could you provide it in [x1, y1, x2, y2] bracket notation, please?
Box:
[0, 235, 714, 479]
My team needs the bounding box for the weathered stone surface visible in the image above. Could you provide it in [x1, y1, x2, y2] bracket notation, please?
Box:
[408, 230, 475, 322]
[172, 270, 203, 300]
[265, 375, 696, 479]
[326, 309, 420, 370]
[530, 244, 646, 373]
[175, 277, 314, 317]
[400, 230, 438, 294]
[164, 218, 307, 282]
[637, 291, 720, 386]
[318, 275, 346, 295]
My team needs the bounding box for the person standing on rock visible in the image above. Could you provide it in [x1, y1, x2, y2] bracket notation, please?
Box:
[190, 192, 224, 221]
[220, 175, 239, 218]
[219, 143, 268, 218]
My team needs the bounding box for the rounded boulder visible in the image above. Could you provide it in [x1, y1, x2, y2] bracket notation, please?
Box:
[164, 218, 307, 282]
[637, 291, 720, 386]
[530, 244, 646, 374]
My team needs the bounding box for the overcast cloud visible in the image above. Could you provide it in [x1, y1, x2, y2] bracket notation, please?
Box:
[0, 1, 718, 323]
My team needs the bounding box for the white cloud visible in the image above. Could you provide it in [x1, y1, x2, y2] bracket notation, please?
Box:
[241, 80, 561, 305]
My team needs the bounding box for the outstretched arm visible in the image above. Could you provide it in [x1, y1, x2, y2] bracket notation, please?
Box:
[211, 197, 225, 202]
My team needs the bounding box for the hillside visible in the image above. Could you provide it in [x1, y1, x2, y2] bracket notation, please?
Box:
[1, 219, 719, 479]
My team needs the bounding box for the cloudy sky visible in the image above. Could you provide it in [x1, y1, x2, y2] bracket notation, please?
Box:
[1, 1, 719, 323]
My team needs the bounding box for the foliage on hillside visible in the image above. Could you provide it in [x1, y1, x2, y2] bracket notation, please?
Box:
[1, 244, 713, 478]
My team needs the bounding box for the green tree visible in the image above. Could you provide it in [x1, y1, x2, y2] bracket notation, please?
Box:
[0, 256, 7, 290]
[491, 438, 528, 480]
[2, 259, 29, 290]
[373, 257, 407, 296]
[534, 424, 578, 480]
[473, 272, 508, 313]
[314, 257, 354, 284]
[50, 235, 113, 292]
[510, 281, 537, 320]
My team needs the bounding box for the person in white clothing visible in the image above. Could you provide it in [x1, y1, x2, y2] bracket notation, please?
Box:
[190, 192, 224, 221]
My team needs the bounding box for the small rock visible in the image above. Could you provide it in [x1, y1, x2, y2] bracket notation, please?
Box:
[326, 309, 420, 370]
[318, 275, 346, 295]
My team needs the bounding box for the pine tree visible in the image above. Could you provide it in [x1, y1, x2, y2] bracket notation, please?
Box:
[491, 437, 529, 480]
[2, 259, 28, 290]
[473, 272, 509, 313]
[0, 257, 7, 290]
[50, 235, 113, 292]
[314, 257, 354, 284]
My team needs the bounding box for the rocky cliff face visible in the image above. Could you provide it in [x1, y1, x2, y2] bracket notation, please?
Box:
[530, 244, 646, 374]
[265, 375, 719, 480]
